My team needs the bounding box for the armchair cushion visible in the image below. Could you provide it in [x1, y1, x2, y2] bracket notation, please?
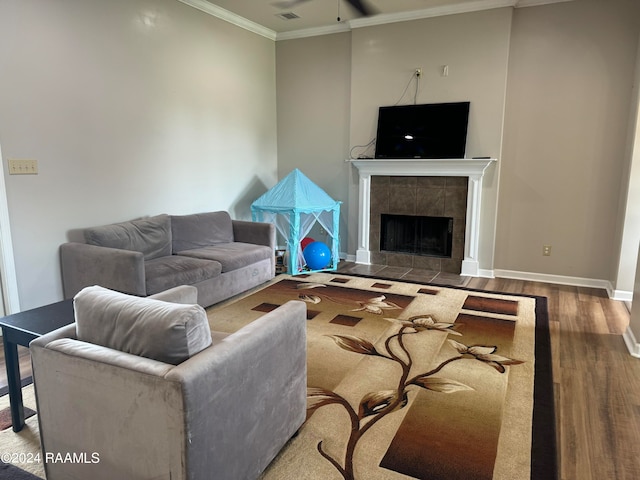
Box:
[84, 214, 172, 260]
[74, 286, 212, 365]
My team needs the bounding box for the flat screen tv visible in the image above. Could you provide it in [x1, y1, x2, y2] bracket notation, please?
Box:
[374, 102, 470, 159]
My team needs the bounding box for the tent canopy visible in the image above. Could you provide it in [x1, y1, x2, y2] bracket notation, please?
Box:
[251, 168, 341, 214]
[251, 169, 341, 275]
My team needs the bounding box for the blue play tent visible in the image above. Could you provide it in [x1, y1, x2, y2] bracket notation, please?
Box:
[251, 169, 341, 275]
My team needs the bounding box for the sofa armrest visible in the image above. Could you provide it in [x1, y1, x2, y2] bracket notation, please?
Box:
[232, 219, 275, 248]
[60, 242, 146, 299]
[167, 300, 307, 479]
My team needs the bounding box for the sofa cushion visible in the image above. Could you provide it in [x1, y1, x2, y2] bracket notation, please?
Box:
[144, 255, 222, 295]
[74, 285, 212, 365]
[176, 242, 272, 273]
[171, 211, 234, 252]
[84, 214, 172, 261]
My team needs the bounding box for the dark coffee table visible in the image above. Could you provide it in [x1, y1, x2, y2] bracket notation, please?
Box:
[0, 299, 74, 432]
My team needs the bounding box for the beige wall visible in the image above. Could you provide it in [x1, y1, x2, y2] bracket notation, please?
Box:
[277, 0, 640, 291]
[3, 0, 640, 310]
[276, 33, 352, 252]
[0, 0, 278, 310]
[347, 8, 512, 270]
[495, 0, 640, 281]
[276, 9, 513, 266]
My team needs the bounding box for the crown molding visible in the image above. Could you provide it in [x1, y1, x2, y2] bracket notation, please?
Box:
[180, 0, 575, 42]
[515, 0, 574, 7]
[276, 22, 352, 41]
[278, 0, 575, 40]
[176, 0, 277, 40]
[349, 0, 516, 30]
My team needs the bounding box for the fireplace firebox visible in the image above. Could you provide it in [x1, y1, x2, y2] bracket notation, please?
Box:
[380, 214, 453, 258]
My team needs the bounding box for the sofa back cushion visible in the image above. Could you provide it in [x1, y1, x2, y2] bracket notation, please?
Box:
[171, 211, 234, 252]
[84, 214, 172, 260]
[74, 285, 212, 365]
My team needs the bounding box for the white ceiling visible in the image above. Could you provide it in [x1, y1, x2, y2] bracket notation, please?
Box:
[178, 0, 574, 39]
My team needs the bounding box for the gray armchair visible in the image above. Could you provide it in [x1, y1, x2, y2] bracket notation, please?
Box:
[30, 285, 307, 480]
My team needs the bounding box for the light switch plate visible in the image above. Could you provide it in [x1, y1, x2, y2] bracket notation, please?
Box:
[8, 159, 38, 175]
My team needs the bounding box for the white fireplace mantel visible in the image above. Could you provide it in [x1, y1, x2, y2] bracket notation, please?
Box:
[350, 158, 496, 276]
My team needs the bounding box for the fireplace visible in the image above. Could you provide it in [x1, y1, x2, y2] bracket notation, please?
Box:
[368, 176, 466, 273]
[351, 158, 495, 276]
[380, 214, 453, 258]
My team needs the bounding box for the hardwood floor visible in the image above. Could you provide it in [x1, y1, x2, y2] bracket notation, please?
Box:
[466, 277, 639, 480]
[1, 270, 638, 479]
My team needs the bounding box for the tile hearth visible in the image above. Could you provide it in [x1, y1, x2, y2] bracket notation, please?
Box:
[336, 261, 471, 288]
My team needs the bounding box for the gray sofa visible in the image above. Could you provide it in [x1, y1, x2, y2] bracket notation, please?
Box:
[31, 285, 307, 480]
[60, 211, 275, 307]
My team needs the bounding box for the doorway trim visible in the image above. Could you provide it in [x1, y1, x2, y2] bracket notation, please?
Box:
[0, 143, 21, 314]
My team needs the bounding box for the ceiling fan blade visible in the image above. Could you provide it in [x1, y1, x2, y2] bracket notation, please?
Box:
[345, 0, 376, 16]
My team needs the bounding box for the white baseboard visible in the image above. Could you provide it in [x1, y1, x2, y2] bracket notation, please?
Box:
[340, 261, 632, 300]
[493, 269, 632, 300]
[623, 326, 640, 359]
[611, 289, 634, 302]
[477, 268, 495, 278]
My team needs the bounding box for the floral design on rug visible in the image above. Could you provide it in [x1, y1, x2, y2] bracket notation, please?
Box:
[296, 282, 403, 315]
[307, 311, 524, 480]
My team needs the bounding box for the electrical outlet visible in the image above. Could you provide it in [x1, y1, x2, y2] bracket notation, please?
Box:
[8, 159, 38, 175]
[542, 245, 552, 256]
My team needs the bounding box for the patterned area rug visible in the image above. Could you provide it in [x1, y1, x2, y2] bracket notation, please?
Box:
[0, 384, 43, 478]
[0, 273, 556, 480]
[0, 406, 36, 432]
[207, 273, 556, 480]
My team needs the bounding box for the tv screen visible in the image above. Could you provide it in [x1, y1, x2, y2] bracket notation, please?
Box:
[374, 102, 470, 159]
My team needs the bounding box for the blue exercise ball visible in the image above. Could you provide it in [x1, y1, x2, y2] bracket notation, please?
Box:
[303, 241, 331, 270]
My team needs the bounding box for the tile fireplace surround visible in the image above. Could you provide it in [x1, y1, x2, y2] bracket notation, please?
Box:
[372, 177, 466, 273]
[351, 158, 496, 277]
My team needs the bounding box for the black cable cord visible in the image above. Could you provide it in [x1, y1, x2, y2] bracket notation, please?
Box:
[394, 70, 421, 106]
[349, 137, 376, 159]
[349, 70, 420, 158]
